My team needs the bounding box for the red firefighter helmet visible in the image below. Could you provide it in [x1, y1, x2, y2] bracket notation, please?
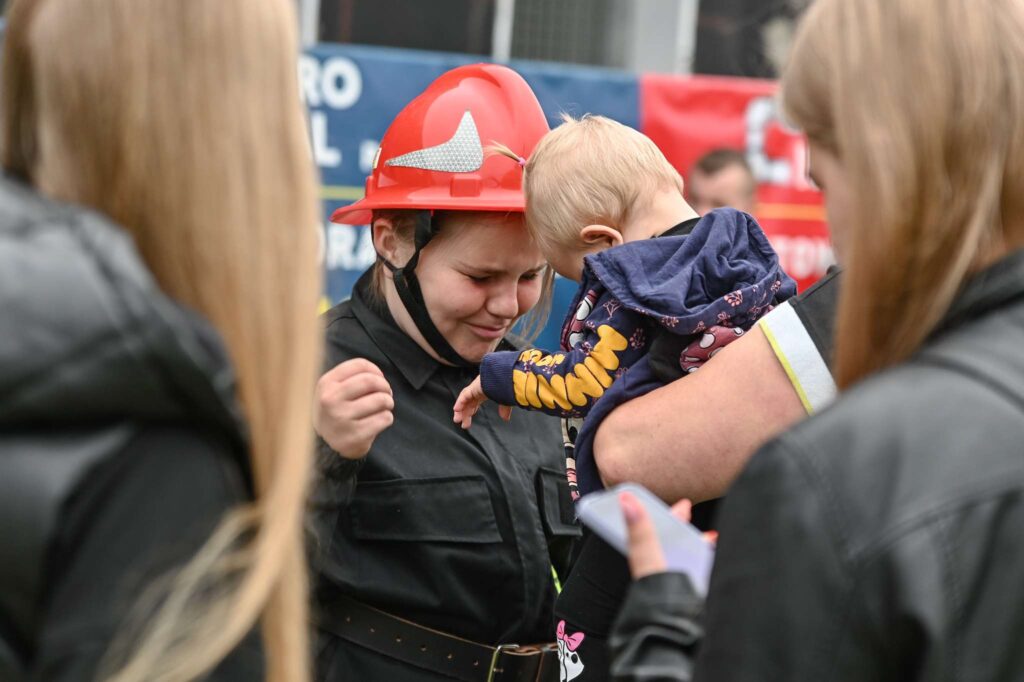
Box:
[331, 63, 549, 225]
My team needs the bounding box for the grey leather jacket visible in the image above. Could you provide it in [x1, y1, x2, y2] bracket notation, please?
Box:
[611, 249, 1024, 681]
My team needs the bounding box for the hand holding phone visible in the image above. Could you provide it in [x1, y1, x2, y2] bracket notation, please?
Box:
[576, 483, 715, 596]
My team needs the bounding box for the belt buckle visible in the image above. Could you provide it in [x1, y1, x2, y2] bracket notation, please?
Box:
[486, 643, 520, 682]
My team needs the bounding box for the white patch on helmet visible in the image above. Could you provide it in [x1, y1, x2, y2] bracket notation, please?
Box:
[385, 110, 483, 173]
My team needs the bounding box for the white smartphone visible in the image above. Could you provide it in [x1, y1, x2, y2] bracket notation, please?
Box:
[575, 482, 715, 596]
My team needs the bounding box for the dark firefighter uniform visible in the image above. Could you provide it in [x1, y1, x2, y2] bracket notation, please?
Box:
[311, 272, 580, 682]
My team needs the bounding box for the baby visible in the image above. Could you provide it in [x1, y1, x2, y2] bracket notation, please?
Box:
[454, 114, 794, 497]
[452, 115, 796, 682]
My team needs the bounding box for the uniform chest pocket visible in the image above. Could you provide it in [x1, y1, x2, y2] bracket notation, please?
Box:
[349, 475, 502, 543]
[536, 468, 582, 538]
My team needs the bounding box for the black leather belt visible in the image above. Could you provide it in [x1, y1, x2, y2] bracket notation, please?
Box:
[319, 593, 559, 681]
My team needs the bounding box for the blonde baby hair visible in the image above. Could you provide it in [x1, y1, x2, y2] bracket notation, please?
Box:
[494, 114, 683, 254]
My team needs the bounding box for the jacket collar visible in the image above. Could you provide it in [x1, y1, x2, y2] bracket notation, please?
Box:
[655, 216, 701, 238]
[935, 247, 1024, 335]
[350, 270, 443, 390]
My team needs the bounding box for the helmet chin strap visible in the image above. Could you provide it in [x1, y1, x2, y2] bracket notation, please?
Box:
[376, 211, 476, 368]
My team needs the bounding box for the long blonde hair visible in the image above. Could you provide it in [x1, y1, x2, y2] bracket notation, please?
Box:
[781, 0, 1024, 389]
[2, 1, 321, 680]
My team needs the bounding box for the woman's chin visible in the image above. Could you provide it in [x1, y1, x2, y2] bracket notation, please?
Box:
[454, 338, 502, 364]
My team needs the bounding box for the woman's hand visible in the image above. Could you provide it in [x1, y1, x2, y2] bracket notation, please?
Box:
[315, 359, 395, 459]
[621, 493, 701, 579]
[453, 375, 511, 429]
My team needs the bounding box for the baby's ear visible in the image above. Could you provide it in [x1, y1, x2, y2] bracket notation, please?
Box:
[580, 224, 623, 248]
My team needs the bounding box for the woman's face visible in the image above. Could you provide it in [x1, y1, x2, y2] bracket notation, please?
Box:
[391, 212, 546, 363]
[808, 141, 852, 264]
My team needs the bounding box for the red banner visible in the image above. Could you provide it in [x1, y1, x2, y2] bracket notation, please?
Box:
[641, 74, 832, 290]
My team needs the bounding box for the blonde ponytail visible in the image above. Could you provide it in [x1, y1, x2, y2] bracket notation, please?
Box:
[2, 0, 322, 680]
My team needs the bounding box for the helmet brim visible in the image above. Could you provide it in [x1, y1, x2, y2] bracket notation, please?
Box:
[330, 186, 527, 225]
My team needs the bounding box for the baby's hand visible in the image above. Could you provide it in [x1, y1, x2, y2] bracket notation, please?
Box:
[453, 376, 512, 429]
[453, 376, 486, 429]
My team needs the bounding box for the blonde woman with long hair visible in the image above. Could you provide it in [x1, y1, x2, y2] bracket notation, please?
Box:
[610, 0, 1024, 679]
[0, 1, 320, 681]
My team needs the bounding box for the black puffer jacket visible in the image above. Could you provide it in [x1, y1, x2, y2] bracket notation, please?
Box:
[611, 249, 1024, 681]
[0, 178, 259, 679]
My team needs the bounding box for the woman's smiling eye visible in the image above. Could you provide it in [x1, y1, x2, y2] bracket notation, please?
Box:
[464, 268, 542, 283]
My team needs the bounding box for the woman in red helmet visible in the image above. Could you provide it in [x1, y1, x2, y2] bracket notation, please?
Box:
[310, 64, 574, 681]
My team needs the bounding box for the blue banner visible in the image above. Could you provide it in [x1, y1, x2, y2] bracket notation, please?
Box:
[304, 43, 639, 349]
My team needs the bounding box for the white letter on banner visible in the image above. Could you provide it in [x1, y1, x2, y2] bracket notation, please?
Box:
[298, 55, 321, 107]
[745, 97, 790, 186]
[311, 111, 341, 168]
[326, 225, 378, 271]
[326, 224, 357, 269]
[317, 221, 327, 266]
[771, 236, 834, 282]
[321, 58, 362, 110]
[356, 226, 377, 268]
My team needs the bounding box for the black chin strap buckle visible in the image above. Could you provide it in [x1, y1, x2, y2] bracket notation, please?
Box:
[374, 210, 475, 368]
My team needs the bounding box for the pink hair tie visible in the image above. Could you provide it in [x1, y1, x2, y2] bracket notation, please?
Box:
[517, 156, 527, 168]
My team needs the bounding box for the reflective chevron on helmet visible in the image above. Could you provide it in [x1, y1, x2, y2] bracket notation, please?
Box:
[385, 111, 483, 173]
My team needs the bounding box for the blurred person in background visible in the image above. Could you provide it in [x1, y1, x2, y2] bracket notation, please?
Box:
[0, 1, 321, 681]
[611, 0, 1024, 679]
[311, 64, 574, 682]
[687, 148, 757, 216]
